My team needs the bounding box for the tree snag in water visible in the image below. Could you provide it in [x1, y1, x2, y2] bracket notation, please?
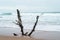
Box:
[28, 16, 39, 36]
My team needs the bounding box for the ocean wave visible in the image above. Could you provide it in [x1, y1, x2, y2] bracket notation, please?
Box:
[0, 13, 12, 15]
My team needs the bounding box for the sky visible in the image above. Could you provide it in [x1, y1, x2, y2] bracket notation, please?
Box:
[0, 0, 60, 12]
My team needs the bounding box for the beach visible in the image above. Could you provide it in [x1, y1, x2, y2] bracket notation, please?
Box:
[0, 36, 41, 40]
[0, 13, 60, 40]
[0, 28, 60, 40]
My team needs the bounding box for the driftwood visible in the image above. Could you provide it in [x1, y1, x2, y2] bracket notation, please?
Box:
[16, 9, 29, 36]
[14, 9, 39, 36]
[13, 33, 18, 36]
[17, 9, 27, 35]
[28, 16, 39, 36]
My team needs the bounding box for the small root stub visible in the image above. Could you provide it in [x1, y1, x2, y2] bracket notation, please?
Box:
[13, 33, 18, 36]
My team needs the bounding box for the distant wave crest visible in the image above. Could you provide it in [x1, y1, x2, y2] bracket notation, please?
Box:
[0, 13, 12, 15]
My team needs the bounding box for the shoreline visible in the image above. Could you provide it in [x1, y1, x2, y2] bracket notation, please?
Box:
[0, 35, 42, 40]
[0, 29, 60, 40]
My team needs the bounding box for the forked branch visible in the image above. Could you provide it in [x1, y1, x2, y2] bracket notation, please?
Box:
[28, 16, 39, 36]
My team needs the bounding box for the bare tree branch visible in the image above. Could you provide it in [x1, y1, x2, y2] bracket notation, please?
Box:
[14, 9, 40, 36]
[13, 21, 19, 25]
[17, 9, 25, 35]
[28, 16, 39, 36]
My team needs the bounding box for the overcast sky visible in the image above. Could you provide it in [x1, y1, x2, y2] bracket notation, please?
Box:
[0, 0, 60, 12]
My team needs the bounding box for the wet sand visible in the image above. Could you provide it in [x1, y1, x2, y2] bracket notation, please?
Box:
[0, 28, 60, 40]
[0, 35, 43, 40]
[0, 31, 60, 40]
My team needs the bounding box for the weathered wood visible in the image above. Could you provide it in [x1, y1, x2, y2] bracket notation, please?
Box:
[28, 16, 39, 36]
[16, 9, 39, 36]
[17, 9, 24, 35]
[13, 33, 18, 36]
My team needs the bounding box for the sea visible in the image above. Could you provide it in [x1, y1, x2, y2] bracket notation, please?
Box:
[0, 12, 60, 36]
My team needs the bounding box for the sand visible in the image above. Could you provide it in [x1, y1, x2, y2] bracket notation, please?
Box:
[0, 35, 43, 40]
[0, 28, 60, 40]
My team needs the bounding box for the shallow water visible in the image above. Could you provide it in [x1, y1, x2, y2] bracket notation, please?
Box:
[0, 13, 60, 31]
